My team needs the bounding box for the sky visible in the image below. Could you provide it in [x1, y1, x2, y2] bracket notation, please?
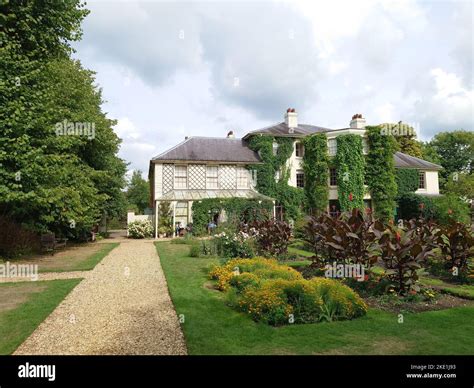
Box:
[72, 0, 473, 178]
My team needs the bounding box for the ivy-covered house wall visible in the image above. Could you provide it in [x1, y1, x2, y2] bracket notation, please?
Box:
[247, 135, 304, 221]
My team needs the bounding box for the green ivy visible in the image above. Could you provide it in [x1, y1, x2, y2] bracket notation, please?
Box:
[303, 133, 329, 214]
[335, 135, 365, 211]
[191, 198, 274, 234]
[396, 169, 419, 197]
[366, 126, 397, 221]
[247, 135, 303, 220]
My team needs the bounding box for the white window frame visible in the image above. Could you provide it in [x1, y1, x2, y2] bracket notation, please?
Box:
[328, 139, 337, 156]
[206, 165, 219, 189]
[295, 142, 304, 158]
[174, 165, 187, 189]
[296, 170, 305, 188]
[237, 167, 249, 189]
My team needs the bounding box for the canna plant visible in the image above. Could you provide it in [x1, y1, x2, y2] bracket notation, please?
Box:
[374, 222, 435, 294]
[434, 220, 474, 281]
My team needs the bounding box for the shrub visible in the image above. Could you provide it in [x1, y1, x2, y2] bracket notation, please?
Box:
[303, 209, 379, 268]
[397, 193, 470, 225]
[374, 221, 435, 294]
[212, 231, 255, 258]
[0, 217, 40, 258]
[431, 194, 471, 225]
[127, 219, 153, 239]
[209, 257, 367, 325]
[238, 277, 367, 325]
[209, 257, 301, 291]
[189, 244, 201, 258]
[395, 169, 419, 196]
[243, 220, 292, 257]
[434, 220, 474, 281]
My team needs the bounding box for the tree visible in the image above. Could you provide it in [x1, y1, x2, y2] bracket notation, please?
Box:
[444, 173, 474, 201]
[0, 2, 127, 238]
[126, 171, 150, 214]
[380, 122, 423, 158]
[428, 131, 474, 180]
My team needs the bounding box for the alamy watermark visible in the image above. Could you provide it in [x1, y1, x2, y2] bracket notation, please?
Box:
[380, 122, 419, 137]
[0, 262, 38, 281]
[55, 119, 95, 140]
[324, 261, 365, 282]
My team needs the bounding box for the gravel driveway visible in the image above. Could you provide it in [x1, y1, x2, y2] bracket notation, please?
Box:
[14, 240, 187, 355]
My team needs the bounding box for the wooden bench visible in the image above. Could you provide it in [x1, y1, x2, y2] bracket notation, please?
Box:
[41, 233, 67, 255]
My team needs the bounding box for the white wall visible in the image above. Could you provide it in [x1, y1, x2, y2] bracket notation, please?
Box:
[416, 170, 440, 195]
[286, 140, 303, 187]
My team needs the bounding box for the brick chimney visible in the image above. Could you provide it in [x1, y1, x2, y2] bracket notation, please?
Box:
[284, 108, 297, 131]
[350, 113, 366, 129]
[226, 130, 235, 139]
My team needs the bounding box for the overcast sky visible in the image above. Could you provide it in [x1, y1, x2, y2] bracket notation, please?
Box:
[73, 0, 473, 178]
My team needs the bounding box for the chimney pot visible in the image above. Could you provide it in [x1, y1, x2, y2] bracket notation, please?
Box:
[350, 114, 366, 129]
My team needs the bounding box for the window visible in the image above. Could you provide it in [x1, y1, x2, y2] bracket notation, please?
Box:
[362, 138, 369, 154]
[329, 168, 337, 186]
[328, 139, 337, 156]
[174, 165, 187, 189]
[237, 168, 249, 189]
[295, 142, 304, 157]
[296, 170, 304, 188]
[206, 166, 218, 189]
[275, 170, 280, 182]
[272, 142, 279, 156]
[418, 171, 426, 189]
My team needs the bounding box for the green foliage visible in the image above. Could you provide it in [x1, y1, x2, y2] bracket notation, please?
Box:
[397, 193, 470, 225]
[158, 201, 173, 236]
[0, 3, 126, 239]
[381, 122, 423, 158]
[444, 172, 474, 200]
[428, 130, 474, 184]
[189, 244, 201, 258]
[335, 135, 365, 211]
[247, 135, 303, 220]
[126, 170, 149, 213]
[191, 198, 273, 234]
[302, 134, 329, 214]
[432, 194, 471, 225]
[366, 126, 397, 221]
[212, 231, 255, 259]
[396, 169, 419, 196]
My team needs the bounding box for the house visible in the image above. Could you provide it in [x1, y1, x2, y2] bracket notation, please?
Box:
[149, 109, 441, 237]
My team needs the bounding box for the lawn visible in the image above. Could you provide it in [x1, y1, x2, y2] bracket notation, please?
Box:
[156, 241, 474, 355]
[421, 277, 474, 300]
[0, 279, 82, 354]
[4, 242, 119, 273]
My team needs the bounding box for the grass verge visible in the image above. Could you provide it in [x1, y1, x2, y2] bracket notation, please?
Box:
[0, 279, 82, 354]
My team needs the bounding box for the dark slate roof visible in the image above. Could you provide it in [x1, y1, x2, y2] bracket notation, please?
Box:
[394, 152, 442, 170]
[151, 137, 261, 163]
[242, 122, 329, 139]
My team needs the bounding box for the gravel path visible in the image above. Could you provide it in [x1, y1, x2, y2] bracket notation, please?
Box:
[14, 240, 187, 355]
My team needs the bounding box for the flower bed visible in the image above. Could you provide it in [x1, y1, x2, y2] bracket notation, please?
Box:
[209, 257, 367, 326]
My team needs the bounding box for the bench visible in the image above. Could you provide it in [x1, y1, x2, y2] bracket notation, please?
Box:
[40, 233, 67, 255]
